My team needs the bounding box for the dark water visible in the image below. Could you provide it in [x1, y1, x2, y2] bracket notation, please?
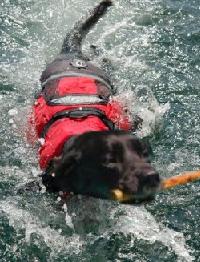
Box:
[0, 0, 200, 261]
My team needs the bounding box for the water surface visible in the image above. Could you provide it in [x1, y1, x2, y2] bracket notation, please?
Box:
[0, 0, 200, 261]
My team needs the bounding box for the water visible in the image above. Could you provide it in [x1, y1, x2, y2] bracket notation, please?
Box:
[0, 0, 200, 261]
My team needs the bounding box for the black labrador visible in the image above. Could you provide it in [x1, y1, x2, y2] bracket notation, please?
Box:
[28, 0, 160, 203]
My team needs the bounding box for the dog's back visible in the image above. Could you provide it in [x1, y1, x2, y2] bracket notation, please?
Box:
[40, 0, 113, 87]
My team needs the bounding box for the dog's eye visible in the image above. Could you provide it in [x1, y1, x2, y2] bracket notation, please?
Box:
[106, 163, 117, 169]
[143, 151, 151, 163]
[104, 158, 116, 164]
[143, 150, 148, 158]
[102, 155, 117, 166]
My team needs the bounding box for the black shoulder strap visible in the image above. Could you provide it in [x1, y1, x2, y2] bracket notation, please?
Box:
[40, 107, 116, 138]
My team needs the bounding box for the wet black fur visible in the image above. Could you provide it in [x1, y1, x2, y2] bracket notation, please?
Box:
[43, 131, 160, 201]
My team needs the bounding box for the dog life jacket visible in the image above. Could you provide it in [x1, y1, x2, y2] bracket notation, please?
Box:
[31, 61, 132, 170]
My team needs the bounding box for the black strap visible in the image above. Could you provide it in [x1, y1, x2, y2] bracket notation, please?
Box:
[40, 107, 116, 138]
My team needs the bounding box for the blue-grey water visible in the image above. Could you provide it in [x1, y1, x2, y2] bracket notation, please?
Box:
[0, 0, 200, 261]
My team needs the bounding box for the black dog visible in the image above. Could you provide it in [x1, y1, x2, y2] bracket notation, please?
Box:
[30, 0, 160, 203]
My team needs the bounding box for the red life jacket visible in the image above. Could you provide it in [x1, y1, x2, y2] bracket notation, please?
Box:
[31, 76, 132, 169]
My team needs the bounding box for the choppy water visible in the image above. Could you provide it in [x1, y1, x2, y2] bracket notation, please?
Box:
[0, 0, 200, 261]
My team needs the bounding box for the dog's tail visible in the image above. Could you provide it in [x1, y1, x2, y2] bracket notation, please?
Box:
[61, 0, 113, 55]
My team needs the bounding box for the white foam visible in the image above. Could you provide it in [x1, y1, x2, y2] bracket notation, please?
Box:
[8, 108, 18, 116]
[61, 198, 194, 261]
[0, 200, 83, 256]
[0, 0, 195, 260]
[110, 205, 194, 262]
[114, 90, 170, 137]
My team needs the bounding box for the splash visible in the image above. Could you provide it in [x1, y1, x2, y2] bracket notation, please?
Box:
[62, 197, 194, 261]
[0, 200, 84, 257]
[110, 205, 194, 262]
[114, 89, 170, 137]
[1, 0, 199, 260]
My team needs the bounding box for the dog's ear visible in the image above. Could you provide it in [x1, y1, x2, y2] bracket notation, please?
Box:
[62, 135, 79, 152]
[54, 135, 81, 170]
[60, 136, 82, 170]
[49, 136, 82, 192]
[50, 155, 62, 170]
[43, 136, 82, 193]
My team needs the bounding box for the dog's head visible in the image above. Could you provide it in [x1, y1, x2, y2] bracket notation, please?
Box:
[43, 131, 160, 203]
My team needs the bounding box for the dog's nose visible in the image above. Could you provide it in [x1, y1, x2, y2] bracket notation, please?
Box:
[146, 171, 160, 187]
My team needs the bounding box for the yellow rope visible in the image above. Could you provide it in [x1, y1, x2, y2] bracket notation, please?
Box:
[161, 170, 200, 190]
